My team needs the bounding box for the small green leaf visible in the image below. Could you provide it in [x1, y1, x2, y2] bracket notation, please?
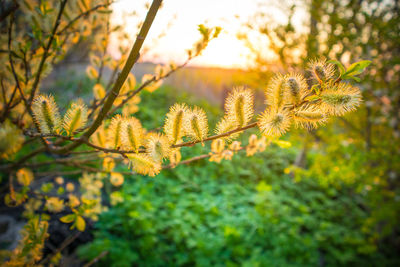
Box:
[311, 84, 320, 94]
[327, 60, 345, 75]
[60, 214, 76, 223]
[198, 24, 208, 36]
[305, 95, 320, 102]
[213, 27, 222, 38]
[344, 60, 371, 76]
[348, 76, 361, 82]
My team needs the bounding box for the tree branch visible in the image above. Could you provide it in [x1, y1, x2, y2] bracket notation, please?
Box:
[54, 0, 163, 154]
[28, 0, 68, 105]
[172, 122, 258, 149]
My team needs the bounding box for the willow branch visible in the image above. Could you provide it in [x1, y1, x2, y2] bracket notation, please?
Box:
[24, 132, 146, 154]
[83, 251, 109, 267]
[164, 144, 250, 169]
[56, 3, 111, 35]
[172, 122, 258, 149]
[28, 0, 68, 105]
[54, 0, 162, 154]
[108, 56, 193, 116]
[35, 169, 82, 177]
[163, 154, 210, 169]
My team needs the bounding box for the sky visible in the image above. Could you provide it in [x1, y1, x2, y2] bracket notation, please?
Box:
[110, 0, 307, 69]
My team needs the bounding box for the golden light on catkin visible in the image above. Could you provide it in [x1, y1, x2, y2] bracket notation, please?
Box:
[32, 94, 61, 134]
[128, 153, 162, 177]
[121, 117, 143, 152]
[184, 106, 208, 142]
[258, 108, 292, 137]
[145, 133, 171, 162]
[108, 115, 124, 149]
[224, 87, 254, 127]
[63, 102, 88, 135]
[164, 103, 188, 144]
[292, 107, 326, 129]
[264, 73, 287, 110]
[284, 73, 309, 106]
[308, 59, 335, 83]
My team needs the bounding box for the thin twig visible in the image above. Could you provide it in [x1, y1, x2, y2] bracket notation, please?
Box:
[39, 231, 82, 265]
[28, 0, 68, 105]
[108, 56, 193, 116]
[56, 3, 111, 35]
[53, 0, 163, 155]
[83, 251, 109, 267]
[172, 122, 258, 149]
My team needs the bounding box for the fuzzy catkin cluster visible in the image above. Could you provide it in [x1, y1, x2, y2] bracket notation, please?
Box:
[258, 59, 362, 136]
[28, 59, 364, 179]
[32, 95, 88, 135]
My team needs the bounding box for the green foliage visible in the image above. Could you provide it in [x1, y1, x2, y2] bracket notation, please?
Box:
[78, 143, 393, 266]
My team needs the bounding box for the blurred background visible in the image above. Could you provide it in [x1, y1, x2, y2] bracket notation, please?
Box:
[2, 0, 400, 266]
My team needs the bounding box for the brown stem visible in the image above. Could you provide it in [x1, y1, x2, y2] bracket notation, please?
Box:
[83, 251, 109, 267]
[108, 56, 194, 116]
[172, 122, 258, 149]
[56, 3, 111, 35]
[54, 0, 163, 154]
[28, 0, 68, 105]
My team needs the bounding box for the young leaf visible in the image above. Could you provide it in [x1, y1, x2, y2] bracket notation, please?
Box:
[327, 59, 345, 75]
[75, 216, 86, 231]
[343, 60, 371, 77]
[60, 214, 76, 223]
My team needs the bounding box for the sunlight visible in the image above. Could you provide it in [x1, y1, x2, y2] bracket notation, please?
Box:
[110, 0, 264, 69]
[190, 32, 252, 68]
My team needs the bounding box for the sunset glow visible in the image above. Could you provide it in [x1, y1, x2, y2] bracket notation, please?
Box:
[111, 0, 306, 69]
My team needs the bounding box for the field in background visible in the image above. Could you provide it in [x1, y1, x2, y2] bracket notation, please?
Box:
[43, 62, 265, 111]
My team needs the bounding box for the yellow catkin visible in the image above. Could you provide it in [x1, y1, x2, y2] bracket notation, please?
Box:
[248, 134, 258, 146]
[93, 84, 106, 100]
[128, 153, 162, 177]
[308, 59, 335, 83]
[110, 172, 124, 187]
[126, 73, 136, 91]
[169, 149, 182, 168]
[319, 82, 362, 116]
[215, 117, 239, 141]
[284, 73, 309, 106]
[86, 65, 98, 79]
[229, 141, 242, 152]
[164, 103, 188, 144]
[145, 133, 171, 162]
[16, 168, 34, 186]
[108, 115, 124, 149]
[91, 125, 108, 148]
[103, 157, 115, 172]
[265, 73, 287, 110]
[121, 117, 143, 152]
[258, 108, 292, 137]
[32, 94, 61, 134]
[211, 139, 225, 154]
[63, 102, 88, 135]
[184, 106, 208, 142]
[292, 107, 326, 129]
[224, 87, 254, 127]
